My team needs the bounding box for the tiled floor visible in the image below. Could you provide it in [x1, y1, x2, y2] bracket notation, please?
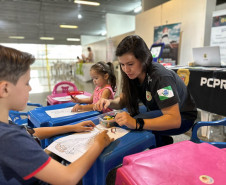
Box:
[27, 66, 225, 185]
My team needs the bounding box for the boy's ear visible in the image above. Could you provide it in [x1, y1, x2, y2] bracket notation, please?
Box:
[0, 81, 9, 98]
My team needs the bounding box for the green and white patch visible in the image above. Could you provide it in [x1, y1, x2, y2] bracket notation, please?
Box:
[157, 86, 174, 100]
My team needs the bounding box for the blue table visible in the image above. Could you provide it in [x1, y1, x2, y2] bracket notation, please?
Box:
[48, 116, 156, 185]
[28, 102, 100, 128]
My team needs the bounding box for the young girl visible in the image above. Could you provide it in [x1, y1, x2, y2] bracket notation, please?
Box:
[71, 61, 116, 112]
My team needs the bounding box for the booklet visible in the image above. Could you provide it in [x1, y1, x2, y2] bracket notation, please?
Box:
[45, 107, 88, 118]
[46, 124, 129, 163]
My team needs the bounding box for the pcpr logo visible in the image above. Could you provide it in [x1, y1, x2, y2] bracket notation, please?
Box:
[200, 77, 226, 89]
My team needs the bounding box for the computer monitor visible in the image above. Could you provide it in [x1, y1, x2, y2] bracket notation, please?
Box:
[150, 43, 165, 62]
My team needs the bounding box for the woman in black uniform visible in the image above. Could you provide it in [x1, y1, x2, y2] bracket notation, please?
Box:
[95, 35, 197, 146]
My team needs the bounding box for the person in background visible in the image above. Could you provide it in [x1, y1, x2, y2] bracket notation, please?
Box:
[77, 56, 84, 63]
[71, 61, 116, 112]
[94, 35, 197, 147]
[0, 45, 113, 185]
[82, 47, 94, 63]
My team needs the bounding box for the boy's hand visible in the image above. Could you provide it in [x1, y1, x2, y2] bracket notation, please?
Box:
[94, 130, 114, 148]
[72, 120, 95, 132]
[71, 104, 83, 112]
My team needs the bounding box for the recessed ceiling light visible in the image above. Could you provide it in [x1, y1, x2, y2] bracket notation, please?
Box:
[67, 38, 80, 41]
[60, 25, 78, 29]
[74, 0, 100, 6]
[40, 37, 55, 40]
[101, 31, 106, 36]
[9, 36, 25, 39]
[78, 14, 82, 19]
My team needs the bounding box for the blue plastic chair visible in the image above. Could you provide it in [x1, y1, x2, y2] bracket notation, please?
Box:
[191, 118, 226, 148]
[9, 102, 42, 125]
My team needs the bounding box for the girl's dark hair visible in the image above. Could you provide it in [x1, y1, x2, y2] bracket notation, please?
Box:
[90, 61, 116, 92]
[0, 45, 35, 85]
[115, 35, 153, 116]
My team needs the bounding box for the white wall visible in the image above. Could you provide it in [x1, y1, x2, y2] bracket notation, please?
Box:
[81, 35, 106, 46]
[136, 0, 207, 65]
[106, 13, 135, 38]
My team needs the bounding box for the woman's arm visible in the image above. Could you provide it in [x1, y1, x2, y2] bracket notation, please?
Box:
[95, 93, 125, 111]
[115, 103, 181, 131]
[72, 89, 113, 112]
[35, 130, 113, 185]
[33, 121, 95, 140]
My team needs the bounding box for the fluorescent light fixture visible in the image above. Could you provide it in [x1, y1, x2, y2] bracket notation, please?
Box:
[40, 37, 55, 40]
[60, 25, 78, 29]
[9, 36, 25, 39]
[74, 0, 100, 6]
[67, 38, 80, 41]
[101, 31, 106, 36]
[78, 14, 82, 19]
[134, 6, 142, 13]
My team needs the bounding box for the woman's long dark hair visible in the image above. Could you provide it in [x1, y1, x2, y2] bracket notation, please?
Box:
[115, 35, 153, 116]
[90, 61, 116, 92]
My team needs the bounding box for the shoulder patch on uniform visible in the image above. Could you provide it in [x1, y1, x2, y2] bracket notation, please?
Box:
[157, 86, 174, 100]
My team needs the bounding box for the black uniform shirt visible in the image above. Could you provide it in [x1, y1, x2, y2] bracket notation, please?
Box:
[136, 62, 197, 120]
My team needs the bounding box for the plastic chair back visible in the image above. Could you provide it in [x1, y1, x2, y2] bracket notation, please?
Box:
[191, 118, 226, 148]
[9, 103, 42, 125]
[52, 81, 78, 95]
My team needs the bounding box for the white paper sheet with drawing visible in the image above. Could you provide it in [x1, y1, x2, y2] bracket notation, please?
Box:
[46, 124, 129, 163]
[52, 95, 90, 102]
[45, 107, 88, 118]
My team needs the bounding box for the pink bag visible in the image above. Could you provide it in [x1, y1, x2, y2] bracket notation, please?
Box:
[116, 141, 226, 185]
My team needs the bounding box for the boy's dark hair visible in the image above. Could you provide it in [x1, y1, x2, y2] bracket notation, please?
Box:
[90, 61, 116, 92]
[0, 45, 35, 85]
[115, 35, 153, 116]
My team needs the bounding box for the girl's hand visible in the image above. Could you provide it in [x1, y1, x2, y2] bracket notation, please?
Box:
[94, 130, 114, 148]
[71, 96, 80, 103]
[71, 104, 83, 112]
[94, 98, 110, 111]
[72, 120, 96, 132]
[115, 112, 136, 129]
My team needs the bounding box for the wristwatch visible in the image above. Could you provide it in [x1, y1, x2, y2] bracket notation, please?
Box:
[136, 118, 145, 131]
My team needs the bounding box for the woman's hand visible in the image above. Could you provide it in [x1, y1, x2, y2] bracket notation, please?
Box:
[94, 130, 114, 148]
[72, 120, 96, 132]
[115, 112, 136, 129]
[94, 98, 111, 111]
[71, 96, 80, 103]
[71, 104, 83, 112]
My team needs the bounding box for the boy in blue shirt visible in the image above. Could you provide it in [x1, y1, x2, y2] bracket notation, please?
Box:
[0, 45, 113, 185]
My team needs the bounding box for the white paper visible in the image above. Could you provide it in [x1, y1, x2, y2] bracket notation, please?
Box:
[52, 95, 90, 102]
[45, 107, 87, 118]
[46, 124, 129, 163]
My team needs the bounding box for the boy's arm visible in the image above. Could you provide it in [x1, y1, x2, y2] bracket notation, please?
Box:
[33, 121, 95, 140]
[35, 131, 113, 185]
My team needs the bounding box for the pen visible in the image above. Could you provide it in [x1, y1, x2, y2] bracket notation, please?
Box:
[70, 95, 76, 100]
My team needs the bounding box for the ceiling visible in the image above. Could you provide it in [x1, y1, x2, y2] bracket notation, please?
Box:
[0, 0, 141, 45]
